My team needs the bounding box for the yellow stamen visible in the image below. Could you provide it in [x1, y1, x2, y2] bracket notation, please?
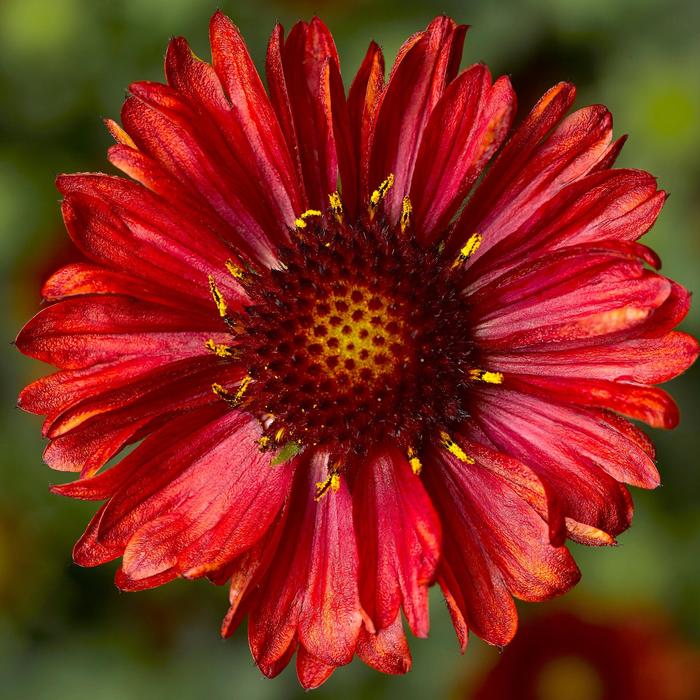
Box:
[407, 447, 422, 475]
[208, 275, 228, 318]
[205, 338, 234, 358]
[295, 209, 323, 229]
[451, 233, 483, 268]
[235, 375, 252, 403]
[469, 369, 504, 384]
[315, 470, 341, 500]
[211, 375, 252, 406]
[439, 431, 475, 464]
[329, 191, 343, 222]
[369, 173, 395, 218]
[400, 196, 412, 233]
[274, 426, 286, 443]
[257, 435, 271, 450]
[225, 259, 246, 280]
[211, 382, 235, 404]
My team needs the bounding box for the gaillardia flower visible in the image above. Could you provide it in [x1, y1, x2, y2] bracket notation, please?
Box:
[16, 12, 698, 688]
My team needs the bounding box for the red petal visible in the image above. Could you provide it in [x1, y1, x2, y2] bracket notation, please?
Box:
[42, 263, 176, 308]
[353, 446, 441, 637]
[470, 246, 672, 351]
[298, 456, 363, 664]
[265, 24, 305, 204]
[322, 58, 358, 218]
[272, 19, 341, 211]
[107, 143, 192, 206]
[427, 498, 516, 646]
[369, 17, 467, 222]
[486, 331, 699, 385]
[257, 637, 297, 679]
[204, 13, 303, 222]
[16, 295, 224, 369]
[472, 387, 660, 488]
[104, 117, 135, 147]
[43, 356, 233, 440]
[481, 381, 657, 471]
[119, 90, 280, 267]
[73, 502, 118, 567]
[412, 67, 515, 240]
[425, 437, 580, 604]
[347, 41, 385, 203]
[469, 105, 614, 249]
[590, 133, 627, 172]
[51, 405, 227, 501]
[465, 168, 666, 287]
[509, 374, 680, 429]
[296, 646, 336, 689]
[42, 361, 239, 475]
[249, 452, 362, 669]
[468, 387, 646, 536]
[356, 614, 412, 675]
[114, 565, 177, 591]
[438, 568, 470, 651]
[219, 509, 289, 637]
[455, 435, 567, 546]
[57, 174, 248, 304]
[643, 279, 692, 337]
[95, 411, 295, 580]
[452, 84, 620, 257]
[19, 356, 167, 423]
[450, 81, 576, 246]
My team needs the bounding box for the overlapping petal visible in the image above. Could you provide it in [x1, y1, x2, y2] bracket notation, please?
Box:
[368, 16, 468, 221]
[353, 447, 441, 637]
[70, 409, 295, 581]
[248, 453, 364, 676]
[424, 435, 580, 647]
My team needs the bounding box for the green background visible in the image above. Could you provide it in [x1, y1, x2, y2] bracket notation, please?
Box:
[1, 0, 698, 698]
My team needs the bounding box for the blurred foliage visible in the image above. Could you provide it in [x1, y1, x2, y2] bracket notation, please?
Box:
[1, 0, 699, 698]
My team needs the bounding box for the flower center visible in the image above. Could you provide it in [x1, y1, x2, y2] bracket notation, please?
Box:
[230, 221, 476, 462]
[305, 284, 409, 386]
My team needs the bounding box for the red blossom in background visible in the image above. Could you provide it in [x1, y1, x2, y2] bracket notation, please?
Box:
[471, 610, 700, 700]
[15, 12, 698, 689]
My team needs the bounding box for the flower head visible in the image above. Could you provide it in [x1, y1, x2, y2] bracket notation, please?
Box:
[16, 12, 698, 688]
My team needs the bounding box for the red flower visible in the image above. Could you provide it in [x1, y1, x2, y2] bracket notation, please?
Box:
[16, 12, 698, 688]
[471, 609, 700, 700]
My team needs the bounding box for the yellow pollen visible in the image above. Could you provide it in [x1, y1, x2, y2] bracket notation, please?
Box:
[315, 471, 341, 500]
[257, 435, 271, 450]
[452, 233, 483, 268]
[225, 259, 246, 280]
[208, 275, 228, 317]
[212, 376, 252, 407]
[274, 426, 286, 443]
[205, 338, 234, 358]
[329, 191, 343, 222]
[369, 173, 395, 218]
[400, 196, 412, 233]
[469, 369, 504, 384]
[211, 382, 233, 403]
[439, 431, 475, 463]
[407, 447, 422, 475]
[295, 209, 323, 229]
[235, 375, 252, 402]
